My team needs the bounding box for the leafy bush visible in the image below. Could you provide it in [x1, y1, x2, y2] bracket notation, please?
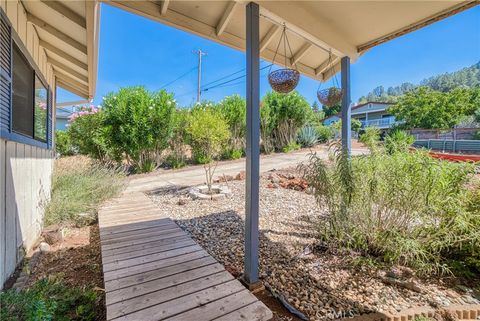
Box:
[282, 141, 301, 153]
[216, 95, 246, 152]
[297, 126, 318, 147]
[0, 276, 97, 321]
[45, 156, 124, 226]
[302, 146, 478, 275]
[261, 91, 311, 151]
[221, 148, 243, 160]
[473, 130, 480, 140]
[68, 107, 110, 162]
[315, 125, 333, 143]
[103, 87, 176, 173]
[385, 129, 415, 153]
[351, 118, 362, 133]
[359, 126, 381, 150]
[55, 130, 74, 156]
[166, 109, 189, 168]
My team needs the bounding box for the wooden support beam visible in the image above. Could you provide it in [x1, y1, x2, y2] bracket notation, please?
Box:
[216, 1, 239, 36]
[40, 39, 88, 71]
[160, 0, 169, 15]
[315, 56, 339, 77]
[56, 78, 89, 99]
[55, 71, 89, 94]
[259, 24, 280, 52]
[40, 0, 86, 28]
[85, 0, 100, 99]
[341, 56, 351, 156]
[290, 43, 312, 65]
[244, 1, 260, 287]
[357, 1, 478, 52]
[48, 57, 88, 84]
[27, 13, 87, 54]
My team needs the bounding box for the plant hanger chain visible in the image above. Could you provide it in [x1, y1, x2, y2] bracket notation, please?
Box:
[269, 23, 297, 74]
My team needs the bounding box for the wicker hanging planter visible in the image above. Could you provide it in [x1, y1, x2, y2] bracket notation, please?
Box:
[268, 24, 300, 94]
[268, 68, 300, 93]
[317, 51, 343, 106]
[317, 87, 343, 107]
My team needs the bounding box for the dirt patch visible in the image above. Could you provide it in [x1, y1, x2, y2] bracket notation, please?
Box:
[26, 224, 105, 321]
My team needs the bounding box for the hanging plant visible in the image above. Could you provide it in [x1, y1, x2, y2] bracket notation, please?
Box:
[317, 52, 343, 107]
[268, 24, 300, 94]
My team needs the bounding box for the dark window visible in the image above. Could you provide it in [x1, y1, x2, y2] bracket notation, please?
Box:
[12, 43, 34, 137]
[11, 42, 49, 142]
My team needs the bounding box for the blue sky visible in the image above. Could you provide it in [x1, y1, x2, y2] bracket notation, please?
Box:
[57, 3, 480, 108]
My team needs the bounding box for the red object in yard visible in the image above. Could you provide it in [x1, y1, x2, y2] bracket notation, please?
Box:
[429, 151, 480, 163]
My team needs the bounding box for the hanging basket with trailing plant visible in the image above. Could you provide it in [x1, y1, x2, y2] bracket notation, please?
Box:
[268, 24, 300, 94]
[317, 52, 343, 107]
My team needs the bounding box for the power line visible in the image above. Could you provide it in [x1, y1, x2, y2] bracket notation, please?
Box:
[200, 67, 246, 89]
[201, 63, 272, 92]
[159, 66, 197, 89]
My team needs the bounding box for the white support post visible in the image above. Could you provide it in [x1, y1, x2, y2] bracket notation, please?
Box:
[244, 1, 261, 288]
[341, 56, 351, 156]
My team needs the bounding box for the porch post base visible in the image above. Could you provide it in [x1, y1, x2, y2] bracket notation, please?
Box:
[240, 275, 264, 293]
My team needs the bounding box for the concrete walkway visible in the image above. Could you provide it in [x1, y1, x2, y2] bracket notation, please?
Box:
[126, 146, 367, 192]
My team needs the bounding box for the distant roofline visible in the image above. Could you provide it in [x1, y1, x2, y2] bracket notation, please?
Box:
[323, 101, 394, 121]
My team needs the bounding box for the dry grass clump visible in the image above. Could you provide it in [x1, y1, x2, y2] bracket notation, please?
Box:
[45, 156, 125, 226]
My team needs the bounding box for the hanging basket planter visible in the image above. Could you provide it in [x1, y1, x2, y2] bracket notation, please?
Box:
[317, 87, 343, 107]
[267, 24, 300, 94]
[268, 68, 300, 94]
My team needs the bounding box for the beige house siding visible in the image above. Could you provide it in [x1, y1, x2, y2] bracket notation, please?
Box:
[1, 0, 56, 287]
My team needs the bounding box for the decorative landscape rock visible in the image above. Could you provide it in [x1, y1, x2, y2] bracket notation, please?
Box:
[149, 171, 480, 321]
[188, 184, 232, 200]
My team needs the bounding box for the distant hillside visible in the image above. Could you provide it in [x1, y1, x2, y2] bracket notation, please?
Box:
[358, 61, 480, 103]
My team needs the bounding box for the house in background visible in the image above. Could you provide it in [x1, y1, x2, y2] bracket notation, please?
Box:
[56, 108, 72, 131]
[323, 102, 396, 129]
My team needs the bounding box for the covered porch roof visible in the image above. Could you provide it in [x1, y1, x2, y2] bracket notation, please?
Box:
[20, 0, 100, 100]
[106, 0, 476, 81]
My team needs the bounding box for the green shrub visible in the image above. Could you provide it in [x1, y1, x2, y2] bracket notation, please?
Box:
[103, 87, 176, 173]
[167, 109, 189, 168]
[282, 141, 301, 153]
[297, 126, 318, 147]
[261, 91, 311, 151]
[45, 157, 124, 226]
[359, 126, 381, 150]
[0, 276, 97, 321]
[315, 125, 333, 143]
[216, 95, 246, 152]
[55, 130, 74, 156]
[221, 148, 243, 160]
[302, 146, 478, 275]
[385, 129, 415, 154]
[68, 107, 110, 162]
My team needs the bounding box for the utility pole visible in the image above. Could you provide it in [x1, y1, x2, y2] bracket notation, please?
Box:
[193, 49, 207, 103]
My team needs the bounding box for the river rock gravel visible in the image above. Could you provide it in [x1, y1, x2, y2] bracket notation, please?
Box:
[148, 170, 479, 321]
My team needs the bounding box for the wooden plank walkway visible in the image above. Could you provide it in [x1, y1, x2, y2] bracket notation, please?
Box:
[98, 192, 272, 321]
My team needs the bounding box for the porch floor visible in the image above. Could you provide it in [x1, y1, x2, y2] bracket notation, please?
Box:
[98, 192, 272, 321]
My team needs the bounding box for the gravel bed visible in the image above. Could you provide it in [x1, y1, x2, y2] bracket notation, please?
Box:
[148, 171, 479, 321]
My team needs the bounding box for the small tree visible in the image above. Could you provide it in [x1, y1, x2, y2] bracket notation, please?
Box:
[187, 108, 230, 193]
[216, 95, 246, 157]
[359, 126, 381, 151]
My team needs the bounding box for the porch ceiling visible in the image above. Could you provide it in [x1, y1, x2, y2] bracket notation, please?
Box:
[106, 0, 477, 82]
[20, 0, 100, 99]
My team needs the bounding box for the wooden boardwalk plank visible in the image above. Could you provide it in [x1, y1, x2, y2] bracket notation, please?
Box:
[107, 271, 232, 320]
[104, 256, 218, 293]
[98, 192, 272, 321]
